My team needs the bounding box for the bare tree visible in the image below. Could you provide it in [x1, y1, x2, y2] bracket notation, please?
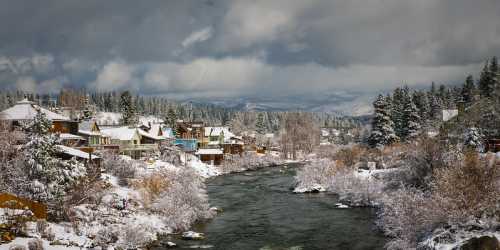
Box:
[280, 112, 320, 159]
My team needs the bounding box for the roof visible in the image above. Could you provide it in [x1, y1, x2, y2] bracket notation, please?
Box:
[0, 99, 70, 121]
[101, 127, 140, 141]
[204, 127, 234, 138]
[56, 145, 100, 160]
[59, 133, 85, 140]
[195, 148, 223, 155]
[138, 128, 165, 141]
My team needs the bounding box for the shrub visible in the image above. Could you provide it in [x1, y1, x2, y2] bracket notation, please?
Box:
[101, 152, 137, 186]
[27, 239, 44, 250]
[148, 168, 213, 231]
[378, 150, 500, 249]
[432, 151, 500, 221]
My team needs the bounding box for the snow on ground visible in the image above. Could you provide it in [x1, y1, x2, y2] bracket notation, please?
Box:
[0, 238, 81, 250]
[183, 152, 221, 178]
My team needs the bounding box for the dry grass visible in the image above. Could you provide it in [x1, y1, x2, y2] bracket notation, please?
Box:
[131, 174, 171, 208]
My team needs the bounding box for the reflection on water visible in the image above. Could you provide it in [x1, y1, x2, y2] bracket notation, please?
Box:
[162, 165, 386, 250]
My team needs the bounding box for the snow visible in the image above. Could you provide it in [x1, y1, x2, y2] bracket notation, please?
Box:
[0, 99, 70, 121]
[101, 126, 139, 141]
[186, 153, 221, 178]
[204, 126, 234, 138]
[58, 133, 84, 140]
[182, 231, 205, 240]
[0, 237, 81, 250]
[293, 184, 326, 193]
[55, 145, 100, 160]
[195, 148, 223, 155]
[335, 203, 350, 209]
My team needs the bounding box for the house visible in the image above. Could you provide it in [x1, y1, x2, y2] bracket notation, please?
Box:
[203, 127, 234, 145]
[55, 145, 101, 165]
[101, 126, 161, 159]
[195, 148, 223, 165]
[0, 99, 77, 134]
[78, 120, 112, 147]
[175, 120, 204, 152]
[59, 133, 86, 147]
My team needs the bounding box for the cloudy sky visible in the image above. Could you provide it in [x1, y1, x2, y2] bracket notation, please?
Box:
[0, 0, 499, 103]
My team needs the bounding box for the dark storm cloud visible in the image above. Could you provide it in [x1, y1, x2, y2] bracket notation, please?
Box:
[0, 0, 498, 98]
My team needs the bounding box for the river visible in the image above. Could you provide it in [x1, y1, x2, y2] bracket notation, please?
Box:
[165, 164, 386, 250]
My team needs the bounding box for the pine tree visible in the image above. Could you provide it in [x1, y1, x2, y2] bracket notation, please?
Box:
[402, 97, 421, 140]
[165, 106, 178, 129]
[413, 91, 430, 123]
[478, 60, 494, 97]
[369, 94, 398, 147]
[391, 87, 405, 138]
[255, 113, 266, 134]
[463, 127, 484, 152]
[461, 74, 476, 106]
[120, 91, 137, 126]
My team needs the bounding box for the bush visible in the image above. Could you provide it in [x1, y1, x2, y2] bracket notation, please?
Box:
[27, 239, 44, 250]
[149, 168, 213, 231]
[101, 152, 137, 186]
[220, 152, 282, 173]
[378, 150, 500, 249]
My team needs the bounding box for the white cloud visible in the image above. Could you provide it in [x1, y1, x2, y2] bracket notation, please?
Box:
[182, 27, 213, 48]
[15, 77, 37, 92]
[103, 57, 481, 98]
[91, 61, 135, 91]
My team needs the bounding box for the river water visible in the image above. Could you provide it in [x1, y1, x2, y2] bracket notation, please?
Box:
[169, 164, 386, 250]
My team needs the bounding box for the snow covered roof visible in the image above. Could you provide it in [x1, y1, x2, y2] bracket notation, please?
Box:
[204, 127, 234, 138]
[0, 99, 70, 121]
[195, 148, 223, 155]
[138, 128, 165, 141]
[59, 133, 84, 140]
[56, 145, 100, 160]
[101, 127, 140, 141]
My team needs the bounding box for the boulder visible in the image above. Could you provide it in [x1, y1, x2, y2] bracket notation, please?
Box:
[457, 236, 500, 250]
[182, 231, 205, 240]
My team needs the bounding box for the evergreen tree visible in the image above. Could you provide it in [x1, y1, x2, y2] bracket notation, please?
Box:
[165, 106, 178, 129]
[23, 112, 62, 200]
[413, 91, 430, 123]
[402, 97, 421, 140]
[120, 91, 137, 126]
[391, 87, 405, 138]
[369, 94, 398, 147]
[478, 60, 494, 97]
[255, 113, 266, 134]
[461, 74, 476, 106]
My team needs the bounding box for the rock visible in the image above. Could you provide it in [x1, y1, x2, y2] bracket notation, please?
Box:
[209, 207, 223, 213]
[165, 241, 177, 248]
[293, 184, 325, 193]
[334, 203, 349, 209]
[182, 231, 205, 240]
[457, 236, 500, 250]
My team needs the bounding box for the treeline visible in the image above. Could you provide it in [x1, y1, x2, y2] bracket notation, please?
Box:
[0, 89, 362, 134]
[369, 56, 500, 147]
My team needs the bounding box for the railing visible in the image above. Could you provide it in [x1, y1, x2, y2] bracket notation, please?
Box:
[121, 144, 159, 151]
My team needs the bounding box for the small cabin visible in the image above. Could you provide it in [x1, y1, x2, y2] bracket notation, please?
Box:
[195, 148, 223, 165]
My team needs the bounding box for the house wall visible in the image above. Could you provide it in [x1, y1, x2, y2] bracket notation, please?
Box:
[199, 154, 223, 165]
[52, 121, 78, 134]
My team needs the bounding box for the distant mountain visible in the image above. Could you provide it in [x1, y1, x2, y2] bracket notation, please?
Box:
[185, 92, 374, 116]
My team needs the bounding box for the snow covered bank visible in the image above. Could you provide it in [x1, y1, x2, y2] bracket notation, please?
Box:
[218, 152, 285, 174]
[293, 159, 390, 207]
